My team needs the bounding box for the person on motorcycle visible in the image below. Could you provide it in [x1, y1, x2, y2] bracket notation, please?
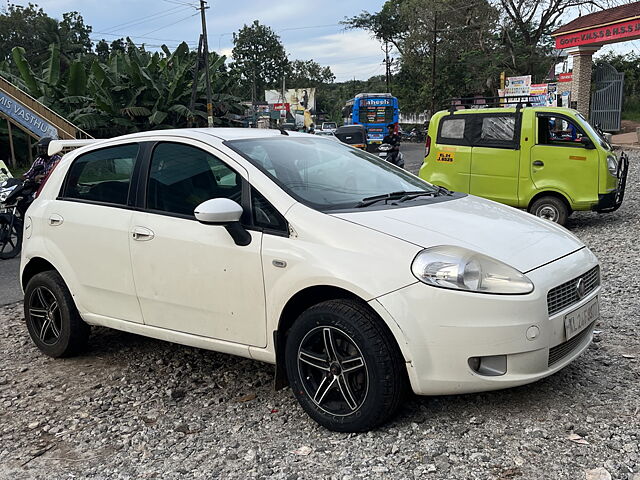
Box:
[22, 137, 61, 183]
[383, 123, 401, 153]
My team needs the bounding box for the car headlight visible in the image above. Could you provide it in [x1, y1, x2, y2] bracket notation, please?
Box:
[411, 246, 534, 294]
[607, 155, 618, 176]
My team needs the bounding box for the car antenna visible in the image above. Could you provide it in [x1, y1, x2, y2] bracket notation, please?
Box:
[278, 126, 289, 136]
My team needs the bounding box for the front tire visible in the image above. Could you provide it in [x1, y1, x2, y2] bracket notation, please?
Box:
[529, 196, 570, 225]
[24, 271, 90, 357]
[0, 216, 22, 259]
[285, 299, 406, 432]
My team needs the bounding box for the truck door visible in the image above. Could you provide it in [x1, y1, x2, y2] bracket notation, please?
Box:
[529, 113, 599, 206]
[469, 113, 521, 206]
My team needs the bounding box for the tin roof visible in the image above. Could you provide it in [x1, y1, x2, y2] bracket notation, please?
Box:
[553, 2, 640, 35]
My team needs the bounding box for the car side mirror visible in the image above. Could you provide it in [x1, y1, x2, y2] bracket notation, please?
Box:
[194, 198, 251, 246]
[580, 137, 595, 149]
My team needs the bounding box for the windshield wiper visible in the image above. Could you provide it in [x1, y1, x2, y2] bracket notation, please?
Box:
[355, 190, 432, 208]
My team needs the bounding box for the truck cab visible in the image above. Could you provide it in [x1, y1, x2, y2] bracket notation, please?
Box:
[419, 106, 628, 225]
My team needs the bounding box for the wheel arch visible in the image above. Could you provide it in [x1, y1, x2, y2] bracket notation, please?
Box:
[22, 257, 60, 291]
[272, 285, 407, 390]
[527, 190, 572, 212]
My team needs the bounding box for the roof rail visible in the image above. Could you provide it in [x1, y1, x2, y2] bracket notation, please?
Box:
[449, 95, 543, 112]
[48, 139, 103, 156]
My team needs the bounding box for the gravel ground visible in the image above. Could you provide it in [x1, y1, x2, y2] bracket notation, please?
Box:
[1, 151, 639, 480]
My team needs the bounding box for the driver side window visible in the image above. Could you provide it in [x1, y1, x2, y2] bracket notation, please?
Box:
[537, 115, 587, 146]
[146, 142, 241, 217]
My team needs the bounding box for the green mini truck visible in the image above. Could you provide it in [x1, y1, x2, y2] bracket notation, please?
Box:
[419, 106, 629, 225]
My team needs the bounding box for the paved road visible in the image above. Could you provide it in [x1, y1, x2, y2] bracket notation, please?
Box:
[0, 143, 426, 308]
[0, 257, 21, 306]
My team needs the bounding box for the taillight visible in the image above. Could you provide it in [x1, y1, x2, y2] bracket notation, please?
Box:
[425, 135, 432, 157]
[35, 162, 58, 198]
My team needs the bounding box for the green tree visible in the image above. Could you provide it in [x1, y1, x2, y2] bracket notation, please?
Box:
[0, 3, 58, 63]
[231, 20, 289, 102]
[287, 59, 335, 88]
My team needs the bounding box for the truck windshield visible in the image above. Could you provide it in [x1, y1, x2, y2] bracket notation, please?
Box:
[227, 136, 436, 211]
[577, 113, 610, 151]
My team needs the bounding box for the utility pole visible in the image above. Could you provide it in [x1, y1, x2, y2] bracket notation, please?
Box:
[199, 0, 214, 128]
[384, 40, 392, 94]
[430, 11, 438, 114]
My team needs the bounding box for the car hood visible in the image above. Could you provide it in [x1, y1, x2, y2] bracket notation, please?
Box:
[332, 195, 584, 273]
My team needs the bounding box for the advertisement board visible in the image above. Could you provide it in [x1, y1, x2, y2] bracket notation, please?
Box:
[504, 75, 531, 97]
[265, 88, 316, 128]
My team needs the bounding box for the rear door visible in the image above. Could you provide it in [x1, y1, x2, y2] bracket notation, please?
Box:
[422, 115, 472, 192]
[45, 143, 143, 323]
[469, 113, 521, 206]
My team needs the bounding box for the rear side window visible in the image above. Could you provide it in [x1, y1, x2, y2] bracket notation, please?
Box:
[63, 144, 138, 205]
[481, 116, 515, 141]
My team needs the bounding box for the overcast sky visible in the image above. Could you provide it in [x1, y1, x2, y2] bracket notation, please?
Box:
[26, 0, 389, 82]
[12, 0, 639, 82]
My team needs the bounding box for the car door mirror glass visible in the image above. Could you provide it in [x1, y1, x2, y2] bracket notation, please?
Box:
[194, 198, 243, 224]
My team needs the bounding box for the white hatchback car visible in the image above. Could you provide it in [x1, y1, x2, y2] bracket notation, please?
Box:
[21, 129, 600, 432]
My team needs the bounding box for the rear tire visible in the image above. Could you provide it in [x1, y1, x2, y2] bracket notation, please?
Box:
[529, 196, 570, 226]
[285, 299, 406, 432]
[24, 271, 90, 357]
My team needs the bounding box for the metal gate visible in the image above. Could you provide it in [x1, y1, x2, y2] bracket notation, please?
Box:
[590, 62, 624, 132]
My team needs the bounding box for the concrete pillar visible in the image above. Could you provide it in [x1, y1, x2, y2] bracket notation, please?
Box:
[567, 46, 600, 117]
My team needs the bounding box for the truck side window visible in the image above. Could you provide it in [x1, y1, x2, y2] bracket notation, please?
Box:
[481, 116, 515, 141]
[538, 116, 587, 146]
[440, 119, 465, 139]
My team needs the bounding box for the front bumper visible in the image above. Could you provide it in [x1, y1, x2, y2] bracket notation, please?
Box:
[371, 247, 599, 395]
[594, 151, 629, 213]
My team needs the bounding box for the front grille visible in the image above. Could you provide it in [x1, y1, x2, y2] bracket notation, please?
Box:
[547, 266, 600, 316]
[548, 322, 594, 367]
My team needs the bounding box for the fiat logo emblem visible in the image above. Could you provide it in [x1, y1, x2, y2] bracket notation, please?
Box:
[575, 278, 586, 299]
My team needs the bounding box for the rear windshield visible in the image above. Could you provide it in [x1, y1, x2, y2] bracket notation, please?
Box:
[227, 136, 435, 211]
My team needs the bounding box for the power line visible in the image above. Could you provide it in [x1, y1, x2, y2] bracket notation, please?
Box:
[98, 5, 189, 34]
[141, 11, 200, 36]
[91, 31, 198, 44]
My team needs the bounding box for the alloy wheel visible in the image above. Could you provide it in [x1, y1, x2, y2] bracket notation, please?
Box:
[297, 326, 369, 416]
[28, 287, 62, 345]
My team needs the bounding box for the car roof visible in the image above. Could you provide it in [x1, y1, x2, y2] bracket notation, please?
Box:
[90, 127, 311, 145]
[437, 106, 580, 116]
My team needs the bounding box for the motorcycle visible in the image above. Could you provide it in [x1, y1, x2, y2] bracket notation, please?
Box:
[0, 168, 40, 259]
[378, 143, 405, 168]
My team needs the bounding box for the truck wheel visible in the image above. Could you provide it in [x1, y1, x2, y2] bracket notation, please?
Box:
[529, 196, 570, 225]
[24, 271, 90, 358]
[285, 299, 406, 432]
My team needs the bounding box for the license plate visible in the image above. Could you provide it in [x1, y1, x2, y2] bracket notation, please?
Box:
[564, 296, 599, 340]
[379, 152, 387, 157]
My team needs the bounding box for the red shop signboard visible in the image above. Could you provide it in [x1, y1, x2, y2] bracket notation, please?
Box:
[555, 19, 640, 49]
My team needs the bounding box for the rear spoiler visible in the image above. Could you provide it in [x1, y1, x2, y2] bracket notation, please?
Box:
[48, 139, 103, 156]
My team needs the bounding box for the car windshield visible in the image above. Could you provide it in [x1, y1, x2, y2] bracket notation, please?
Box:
[227, 136, 437, 211]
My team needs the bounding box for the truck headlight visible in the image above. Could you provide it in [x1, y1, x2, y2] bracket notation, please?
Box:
[607, 155, 618, 176]
[411, 246, 534, 294]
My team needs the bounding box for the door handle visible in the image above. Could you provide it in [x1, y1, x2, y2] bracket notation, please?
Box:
[48, 214, 63, 226]
[532, 160, 544, 167]
[131, 227, 154, 241]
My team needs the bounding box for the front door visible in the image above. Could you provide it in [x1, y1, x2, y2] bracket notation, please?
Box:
[129, 141, 267, 347]
[469, 113, 520, 206]
[530, 114, 599, 205]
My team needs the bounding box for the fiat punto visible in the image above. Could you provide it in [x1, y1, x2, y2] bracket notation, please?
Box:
[21, 129, 600, 432]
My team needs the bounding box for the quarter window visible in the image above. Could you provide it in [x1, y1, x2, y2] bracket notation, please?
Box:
[251, 188, 287, 232]
[440, 118, 466, 139]
[63, 144, 138, 205]
[146, 143, 241, 217]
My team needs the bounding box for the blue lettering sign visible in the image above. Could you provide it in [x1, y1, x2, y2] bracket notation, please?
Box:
[0, 92, 58, 139]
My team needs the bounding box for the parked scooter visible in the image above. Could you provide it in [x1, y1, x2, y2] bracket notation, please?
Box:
[378, 143, 404, 168]
[0, 166, 41, 259]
